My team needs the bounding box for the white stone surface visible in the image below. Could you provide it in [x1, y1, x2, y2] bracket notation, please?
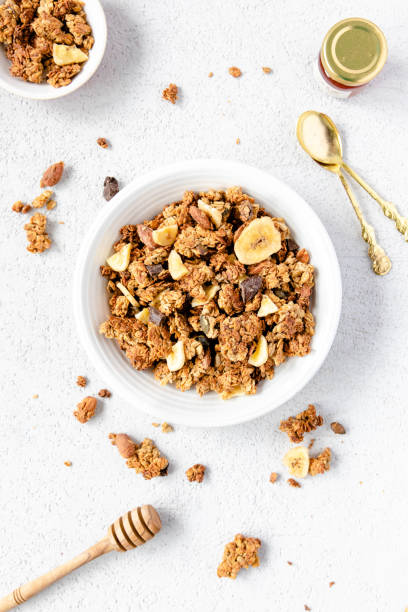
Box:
[1, 1, 408, 611]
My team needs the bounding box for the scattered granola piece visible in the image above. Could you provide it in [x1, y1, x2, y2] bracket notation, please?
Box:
[262, 66, 272, 73]
[46, 199, 57, 210]
[32, 394, 39, 399]
[97, 137, 109, 149]
[309, 448, 331, 476]
[287, 478, 301, 488]
[208, 71, 213, 78]
[304, 606, 311, 611]
[74, 396, 97, 423]
[217, 534, 261, 579]
[40, 162, 64, 188]
[308, 438, 315, 450]
[152, 422, 160, 427]
[287, 561, 293, 565]
[283, 446, 309, 478]
[98, 388, 111, 398]
[329, 581, 335, 588]
[236, 137, 240, 144]
[12, 201, 26, 213]
[279, 405, 323, 443]
[269, 472, 278, 483]
[228, 66, 241, 78]
[64, 461, 72, 467]
[161, 422, 173, 433]
[24, 213, 51, 253]
[109, 434, 169, 479]
[76, 376, 87, 387]
[58, 221, 65, 224]
[162, 83, 178, 104]
[32, 190, 53, 209]
[103, 176, 119, 201]
[331, 421, 346, 434]
[186, 464, 206, 482]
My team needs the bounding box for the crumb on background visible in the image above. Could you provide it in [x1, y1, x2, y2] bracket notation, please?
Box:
[229, 66, 241, 78]
[152, 422, 160, 427]
[236, 138, 240, 145]
[269, 472, 278, 483]
[161, 422, 173, 433]
[64, 461, 72, 467]
[97, 137, 109, 149]
[262, 66, 272, 73]
[208, 71, 213, 78]
[98, 388, 111, 398]
[162, 83, 178, 104]
[32, 394, 39, 399]
[288, 478, 301, 488]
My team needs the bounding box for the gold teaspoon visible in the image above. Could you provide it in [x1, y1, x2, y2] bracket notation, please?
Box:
[297, 112, 392, 276]
[297, 110, 408, 241]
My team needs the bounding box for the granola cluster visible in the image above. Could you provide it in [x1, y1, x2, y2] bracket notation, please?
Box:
[217, 534, 261, 579]
[186, 463, 206, 482]
[109, 433, 169, 480]
[0, 0, 93, 87]
[279, 404, 323, 442]
[99, 187, 315, 399]
[24, 212, 51, 253]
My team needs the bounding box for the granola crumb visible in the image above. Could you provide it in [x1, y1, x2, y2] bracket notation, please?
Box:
[32, 394, 39, 399]
[217, 534, 261, 579]
[24, 212, 52, 253]
[162, 83, 178, 104]
[228, 66, 241, 78]
[304, 606, 311, 611]
[309, 448, 331, 476]
[109, 433, 168, 479]
[329, 581, 335, 588]
[46, 199, 57, 210]
[97, 137, 109, 149]
[12, 201, 31, 213]
[331, 421, 346, 434]
[32, 190, 53, 209]
[308, 438, 315, 450]
[236, 137, 240, 145]
[287, 561, 293, 565]
[287, 478, 301, 488]
[208, 71, 213, 78]
[262, 66, 272, 73]
[76, 376, 87, 387]
[279, 405, 323, 443]
[98, 388, 111, 398]
[161, 421, 173, 433]
[74, 396, 97, 423]
[152, 422, 160, 427]
[186, 463, 206, 482]
[64, 461, 72, 467]
[269, 472, 278, 483]
[58, 221, 65, 224]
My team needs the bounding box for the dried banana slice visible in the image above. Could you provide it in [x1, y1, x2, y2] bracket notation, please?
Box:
[152, 224, 178, 246]
[283, 446, 310, 478]
[166, 340, 185, 372]
[257, 294, 278, 317]
[106, 243, 131, 272]
[197, 199, 223, 228]
[248, 335, 268, 367]
[234, 217, 281, 265]
[191, 284, 220, 307]
[53, 43, 88, 66]
[168, 250, 189, 280]
[135, 307, 150, 324]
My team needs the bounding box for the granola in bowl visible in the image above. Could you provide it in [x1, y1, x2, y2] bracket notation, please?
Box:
[99, 186, 315, 400]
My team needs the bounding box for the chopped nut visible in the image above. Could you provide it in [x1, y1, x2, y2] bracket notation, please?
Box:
[279, 405, 323, 443]
[269, 472, 278, 483]
[309, 448, 331, 476]
[186, 463, 206, 482]
[217, 534, 261, 579]
[32, 190, 53, 209]
[97, 137, 109, 149]
[40, 162, 64, 188]
[98, 388, 111, 398]
[76, 376, 87, 387]
[229, 66, 241, 78]
[137, 224, 156, 249]
[262, 66, 272, 73]
[64, 461, 72, 467]
[162, 83, 178, 104]
[103, 177, 119, 201]
[331, 421, 346, 434]
[74, 396, 97, 423]
[189, 205, 213, 229]
[287, 478, 301, 488]
[161, 422, 173, 433]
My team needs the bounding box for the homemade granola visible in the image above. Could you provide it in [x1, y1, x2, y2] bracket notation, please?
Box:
[0, 0, 93, 87]
[74, 395, 97, 423]
[309, 447, 331, 476]
[99, 187, 315, 399]
[24, 212, 51, 253]
[186, 463, 206, 482]
[109, 433, 169, 480]
[217, 534, 261, 579]
[280, 404, 322, 442]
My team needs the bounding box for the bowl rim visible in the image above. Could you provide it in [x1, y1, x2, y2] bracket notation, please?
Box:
[0, 0, 107, 100]
[73, 159, 342, 427]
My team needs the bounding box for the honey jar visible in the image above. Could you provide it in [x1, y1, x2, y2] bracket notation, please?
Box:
[314, 18, 388, 98]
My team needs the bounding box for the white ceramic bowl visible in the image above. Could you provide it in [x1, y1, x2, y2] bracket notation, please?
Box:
[73, 160, 342, 427]
[0, 0, 106, 100]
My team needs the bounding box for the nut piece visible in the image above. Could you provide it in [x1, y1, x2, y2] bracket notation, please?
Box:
[288, 478, 301, 488]
[53, 43, 88, 66]
[137, 224, 156, 249]
[97, 138, 109, 148]
[110, 433, 137, 458]
[166, 340, 185, 372]
[106, 243, 131, 272]
[283, 446, 310, 478]
[191, 284, 220, 307]
[189, 205, 213, 229]
[234, 217, 282, 265]
[74, 396, 97, 423]
[152, 224, 178, 246]
[217, 534, 261, 579]
[197, 199, 222, 228]
[258, 294, 278, 317]
[186, 464, 206, 482]
[135, 307, 150, 324]
[40, 162, 64, 188]
[330, 422, 346, 435]
[248, 335, 268, 367]
[168, 249, 189, 280]
[103, 177, 119, 201]
[76, 376, 87, 387]
[98, 389, 111, 397]
[116, 282, 138, 307]
[229, 66, 242, 78]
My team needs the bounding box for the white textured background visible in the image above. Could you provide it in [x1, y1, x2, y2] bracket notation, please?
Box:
[1, 1, 408, 611]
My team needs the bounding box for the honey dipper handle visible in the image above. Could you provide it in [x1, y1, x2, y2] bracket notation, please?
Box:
[0, 537, 113, 612]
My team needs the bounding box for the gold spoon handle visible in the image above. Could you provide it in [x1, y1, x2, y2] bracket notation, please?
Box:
[342, 162, 408, 241]
[337, 170, 392, 276]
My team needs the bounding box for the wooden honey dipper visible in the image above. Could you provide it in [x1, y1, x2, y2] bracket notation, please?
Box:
[0, 505, 161, 612]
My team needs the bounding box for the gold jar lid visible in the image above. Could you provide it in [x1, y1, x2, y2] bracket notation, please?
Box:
[320, 18, 387, 86]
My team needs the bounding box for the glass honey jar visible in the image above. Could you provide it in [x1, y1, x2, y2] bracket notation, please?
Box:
[314, 18, 388, 98]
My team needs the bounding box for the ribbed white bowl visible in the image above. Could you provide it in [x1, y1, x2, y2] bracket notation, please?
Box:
[73, 160, 342, 427]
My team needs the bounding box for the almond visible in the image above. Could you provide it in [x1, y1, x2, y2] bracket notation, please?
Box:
[112, 433, 137, 458]
[137, 224, 156, 249]
[40, 162, 64, 188]
[189, 205, 213, 229]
